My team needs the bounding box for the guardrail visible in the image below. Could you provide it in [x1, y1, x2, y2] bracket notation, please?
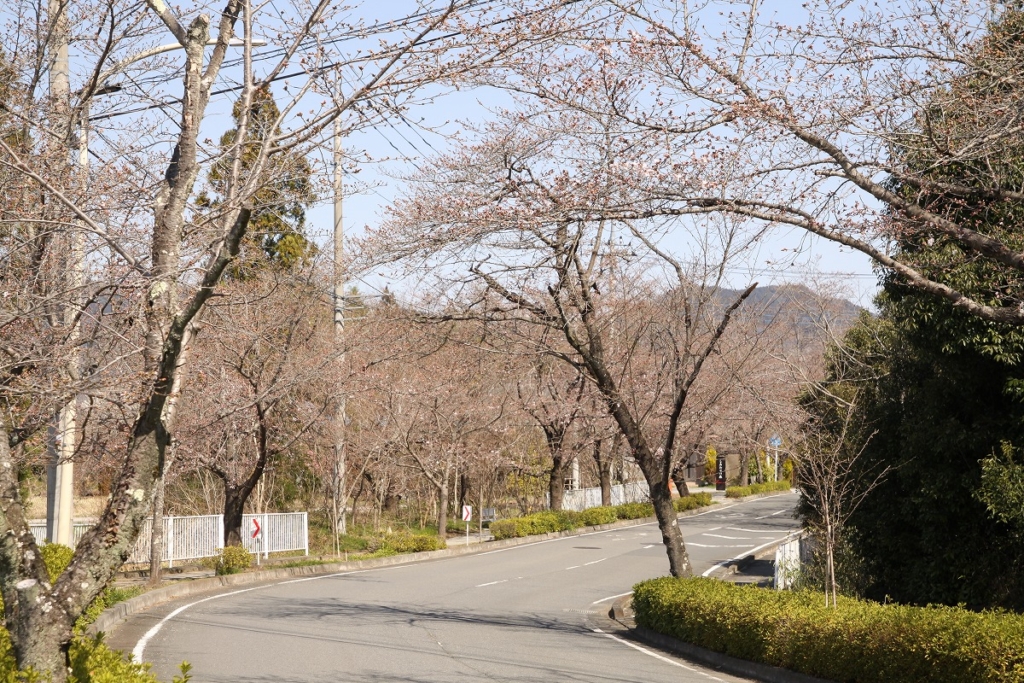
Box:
[28, 511, 308, 566]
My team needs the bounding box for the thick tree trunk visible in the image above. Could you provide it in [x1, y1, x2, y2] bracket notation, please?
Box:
[548, 454, 567, 510]
[223, 487, 246, 547]
[647, 465, 692, 577]
[740, 454, 750, 487]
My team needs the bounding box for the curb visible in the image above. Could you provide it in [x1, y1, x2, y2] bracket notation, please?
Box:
[89, 503, 718, 637]
[610, 597, 833, 683]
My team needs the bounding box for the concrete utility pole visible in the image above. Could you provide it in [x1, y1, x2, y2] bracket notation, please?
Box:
[45, 0, 78, 546]
[332, 115, 348, 537]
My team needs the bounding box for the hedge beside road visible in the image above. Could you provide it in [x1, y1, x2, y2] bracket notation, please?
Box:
[632, 577, 1024, 683]
[490, 493, 713, 540]
[725, 480, 791, 498]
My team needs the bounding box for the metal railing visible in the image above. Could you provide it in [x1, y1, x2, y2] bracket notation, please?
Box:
[28, 511, 309, 566]
[559, 481, 650, 512]
[241, 512, 309, 559]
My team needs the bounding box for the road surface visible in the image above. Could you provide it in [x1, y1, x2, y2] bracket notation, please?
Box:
[109, 492, 800, 683]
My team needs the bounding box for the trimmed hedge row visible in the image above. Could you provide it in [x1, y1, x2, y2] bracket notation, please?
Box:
[633, 577, 1024, 683]
[490, 493, 714, 540]
[725, 479, 791, 498]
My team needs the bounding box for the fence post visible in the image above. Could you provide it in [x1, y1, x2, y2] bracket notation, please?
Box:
[303, 512, 308, 556]
[167, 516, 174, 569]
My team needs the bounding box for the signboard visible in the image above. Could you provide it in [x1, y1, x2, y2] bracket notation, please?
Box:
[250, 517, 262, 539]
[482, 508, 497, 523]
[715, 454, 727, 491]
[461, 505, 472, 522]
[768, 435, 782, 448]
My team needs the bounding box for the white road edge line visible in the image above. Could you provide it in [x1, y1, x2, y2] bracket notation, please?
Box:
[476, 579, 508, 587]
[593, 629, 725, 681]
[132, 566, 404, 662]
[566, 565, 581, 570]
[700, 530, 801, 577]
[583, 558, 607, 566]
[591, 590, 633, 605]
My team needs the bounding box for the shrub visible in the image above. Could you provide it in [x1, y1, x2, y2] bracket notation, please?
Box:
[379, 531, 446, 553]
[725, 480, 791, 498]
[208, 546, 252, 575]
[674, 493, 713, 512]
[633, 577, 1024, 683]
[613, 502, 655, 519]
[40, 543, 75, 582]
[577, 506, 618, 526]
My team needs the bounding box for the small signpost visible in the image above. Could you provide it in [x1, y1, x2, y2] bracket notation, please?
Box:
[462, 505, 472, 544]
[251, 517, 262, 565]
[715, 454, 727, 491]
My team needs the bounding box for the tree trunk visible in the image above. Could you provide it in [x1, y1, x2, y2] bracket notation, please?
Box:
[671, 461, 691, 498]
[740, 453, 750, 487]
[148, 473, 167, 586]
[648, 468, 692, 577]
[437, 479, 449, 539]
[459, 472, 471, 509]
[223, 487, 246, 547]
[592, 439, 613, 506]
[548, 454, 567, 511]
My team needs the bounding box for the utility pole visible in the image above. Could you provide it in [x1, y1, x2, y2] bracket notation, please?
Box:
[46, 0, 77, 546]
[332, 115, 347, 538]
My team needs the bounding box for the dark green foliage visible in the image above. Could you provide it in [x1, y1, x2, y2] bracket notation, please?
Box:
[806, 306, 1024, 609]
[203, 85, 315, 274]
[797, 6, 1024, 610]
[633, 577, 1024, 683]
[724, 480, 790, 499]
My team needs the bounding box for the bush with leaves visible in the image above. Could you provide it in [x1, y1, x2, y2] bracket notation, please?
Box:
[207, 546, 252, 576]
[633, 577, 1024, 683]
[725, 480, 791, 499]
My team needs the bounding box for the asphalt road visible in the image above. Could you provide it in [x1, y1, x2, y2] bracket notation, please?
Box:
[109, 492, 800, 683]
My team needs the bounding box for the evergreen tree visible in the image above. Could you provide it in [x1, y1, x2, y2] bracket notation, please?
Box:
[205, 85, 315, 274]
[802, 6, 1024, 609]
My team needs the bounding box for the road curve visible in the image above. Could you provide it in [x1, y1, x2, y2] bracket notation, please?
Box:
[110, 492, 800, 683]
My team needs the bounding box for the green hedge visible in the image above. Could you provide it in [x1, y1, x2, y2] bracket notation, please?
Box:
[380, 531, 447, 553]
[675, 492, 712, 511]
[725, 480, 791, 498]
[491, 495, 714, 540]
[633, 577, 1024, 683]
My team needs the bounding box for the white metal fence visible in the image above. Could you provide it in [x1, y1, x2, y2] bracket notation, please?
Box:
[241, 512, 308, 559]
[559, 481, 650, 512]
[28, 511, 308, 566]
